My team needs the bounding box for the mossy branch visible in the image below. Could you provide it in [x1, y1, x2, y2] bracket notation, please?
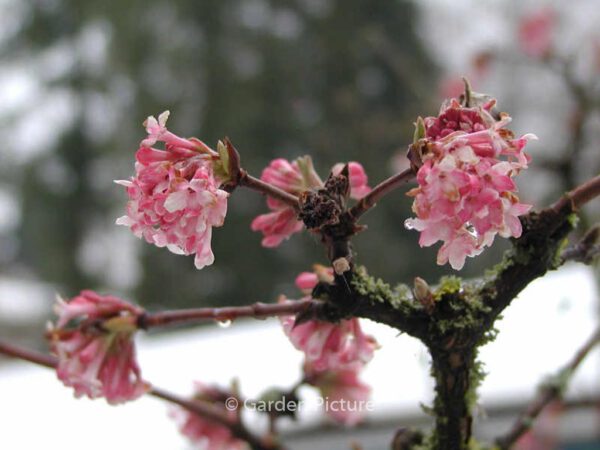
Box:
[307, 174, 600, 450]
[309, 268, 430, 339]
[477, 174, 600, 327]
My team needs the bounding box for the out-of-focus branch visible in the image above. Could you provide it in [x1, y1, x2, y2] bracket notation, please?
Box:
[139, 299, 312, 329]
[546, 55, 599, 233]
[0, 340, 282, 450]
[561, 225, 600, 264]
[149, 387, 279, 450]
[495, 326, 600, 449]
[551, 173, 600, 214]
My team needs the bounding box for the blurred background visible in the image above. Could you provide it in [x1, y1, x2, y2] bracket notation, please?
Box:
[0, 0, 599, 448]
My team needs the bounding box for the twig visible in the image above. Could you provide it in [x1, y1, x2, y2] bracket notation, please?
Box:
[150, 387, 276, 450]
[0, 341, 57, 368]
[552, 173, 600, 214]
[478, 173, 600, 344]
[348, 168, 415, 220]
[0, 340, 281, 450]
[149, 386, 238, 430]
[561, 225, 600, 264]
[239, 171, 300, 211]
[138, 299, 313, 329]
[495, 327, 600, 449]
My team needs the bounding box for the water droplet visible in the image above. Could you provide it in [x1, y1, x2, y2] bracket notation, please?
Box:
[217, 319, 232, 328]
[465, 224, 479, 238]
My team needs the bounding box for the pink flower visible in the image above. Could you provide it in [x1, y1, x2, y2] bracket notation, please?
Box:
[294, 264, 337, 294]
[251, 158, 315, 247]
[439, 76, 469, 101]
[424, 99, 493, 141]
[281, 315, 377, 371]
[141, 111, 213, 155]
[518, 8, 556, 59]
[116, 112, 228, 270]
[252, 157, 370, 247]
[48, 290, 149, 404]
[515, 402, 562, 450]
[170, 382, 245, 450]
[251, 197, 304, 248]
[405, 98, 533, 270]
[280, 267, 378, 371]
[305, 363, 371, 426]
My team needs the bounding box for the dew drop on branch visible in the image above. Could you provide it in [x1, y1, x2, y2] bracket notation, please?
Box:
[216, 319, 232, 328]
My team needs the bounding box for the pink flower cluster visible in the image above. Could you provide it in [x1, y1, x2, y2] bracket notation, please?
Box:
[304, 363, 371, 427]
[518, 8, 556, 59]
[405, 98, 533, 270]
[116, 111, 228, 270]
[251, 158, 370, 247]
[280, 266, 375, 425]
[170, 382, 244, 450]
[281, 268, 378, 371]
[48, 290, 148, 404]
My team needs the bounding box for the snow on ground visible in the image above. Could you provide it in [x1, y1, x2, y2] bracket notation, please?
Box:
[0, 265, 597, 449]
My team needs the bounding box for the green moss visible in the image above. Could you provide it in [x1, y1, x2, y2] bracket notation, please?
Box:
[479, 325, 499, 346]
[419, 402, 435, 417]
[467, 438, 496, 450]
[433, 276, 462, 300]
[485, 248, 516, 278]
[428, 289, 491, 337]
[466, 352, 487, 410]
[567, 212, 579, 228]
[412, 433, 435, 450]
[542, 367, 573, 395]
[394, 283, 413, 300]
[552, 237, 570, 268]
[351, 266, 412, 310]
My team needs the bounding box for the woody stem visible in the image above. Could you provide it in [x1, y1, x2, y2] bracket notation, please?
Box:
[348, 168, 415, 220]
[239, 171, 300, 211]
[138, 299, 313, 329]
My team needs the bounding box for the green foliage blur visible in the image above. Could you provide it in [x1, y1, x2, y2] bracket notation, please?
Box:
[3, 0, 470, 314]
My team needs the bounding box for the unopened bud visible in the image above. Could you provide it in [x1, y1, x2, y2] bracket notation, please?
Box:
[332, 257, 351, 275]
[313, 264, 335, 283]
[413, 277, 434, 313]
[296, 155, 323, 188]
[217, 139, 228, 165]
[103, 315, 139, 333]
[413, 116, 426, 143]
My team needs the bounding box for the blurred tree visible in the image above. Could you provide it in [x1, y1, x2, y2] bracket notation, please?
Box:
[6, 0, 441, 312]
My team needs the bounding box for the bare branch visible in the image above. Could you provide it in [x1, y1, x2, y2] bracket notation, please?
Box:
[0, 340, 57, 368]
[561, 225, 600, 264]
[495, 327, 600, 449]
[0, 340, 281, 450]
[138, 299, 313, 329]
[480, 174, 600, 323]
[552, 173, 600, 214]
[348, 168, 415, 220]
[239, 172, 300, 211]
